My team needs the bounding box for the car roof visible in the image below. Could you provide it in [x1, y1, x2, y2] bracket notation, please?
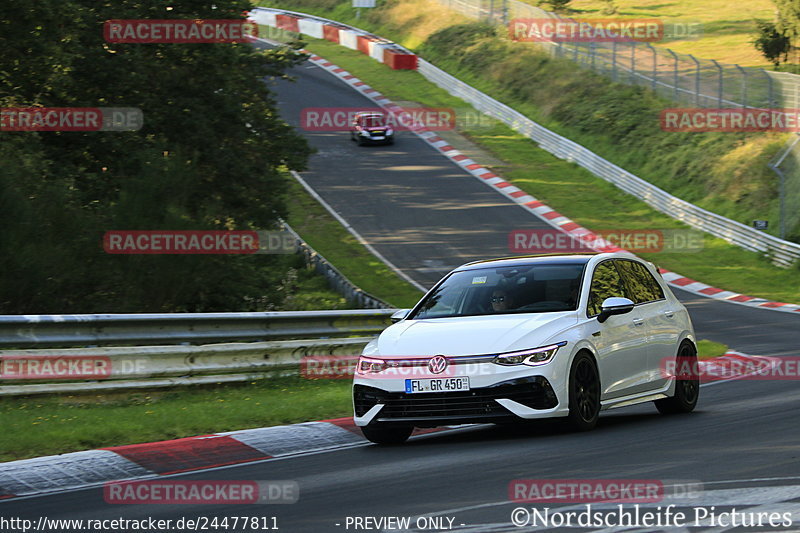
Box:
[453, 253, 617, 272]
[356, 112, 384, 117]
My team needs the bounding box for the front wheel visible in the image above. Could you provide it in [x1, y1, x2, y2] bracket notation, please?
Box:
[655, 341, 699, 414]
[361, 424, 413, 445]
[567, 352, 600, 431]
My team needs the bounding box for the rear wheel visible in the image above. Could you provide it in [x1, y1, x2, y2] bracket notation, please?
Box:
[655, 341, 699, 414]
[361, 424, 413, 445]
[567, 352, 600, 431]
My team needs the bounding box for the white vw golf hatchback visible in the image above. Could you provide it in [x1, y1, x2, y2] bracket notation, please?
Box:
[353, 253, 699, 444]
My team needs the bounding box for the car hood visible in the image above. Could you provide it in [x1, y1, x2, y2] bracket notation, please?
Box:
[375, 312, 577, 357]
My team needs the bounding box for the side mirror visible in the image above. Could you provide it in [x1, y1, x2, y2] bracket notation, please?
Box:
[597, 297, 634, 323]
[391, 309, 411, 323]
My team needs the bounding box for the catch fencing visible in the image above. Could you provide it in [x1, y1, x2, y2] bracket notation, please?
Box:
[436, 0, 800, 110]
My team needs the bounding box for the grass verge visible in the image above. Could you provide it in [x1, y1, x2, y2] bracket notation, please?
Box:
[559, 0, 775, 68]
[697, 339, 729, 360]
[0, 376, 353, 462]
[285, 178, 423, 308]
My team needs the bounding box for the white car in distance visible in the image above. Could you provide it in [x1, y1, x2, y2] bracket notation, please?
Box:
[353, 253, 699, 445]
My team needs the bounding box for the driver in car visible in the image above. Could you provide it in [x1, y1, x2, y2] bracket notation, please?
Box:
[491, 289, 516, 312]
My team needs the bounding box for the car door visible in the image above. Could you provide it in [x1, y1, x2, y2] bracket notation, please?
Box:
[586, 260, 651, 399]
[616, 259, 680, 389]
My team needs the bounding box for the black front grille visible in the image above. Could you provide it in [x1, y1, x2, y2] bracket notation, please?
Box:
[354, 377, 557, 421]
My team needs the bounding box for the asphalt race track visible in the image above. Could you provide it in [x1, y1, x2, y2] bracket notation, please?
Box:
[4, 48, 800, 533]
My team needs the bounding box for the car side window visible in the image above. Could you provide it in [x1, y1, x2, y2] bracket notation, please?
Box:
[616, 260, 665, 304]
[587, 261, 627, 317]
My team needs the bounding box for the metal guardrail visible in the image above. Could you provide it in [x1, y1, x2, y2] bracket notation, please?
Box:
[0, 310, 392, 395]
[414, 60, 800, 266]
[0, 310, 394, 348]
[0, 338, 370, 396]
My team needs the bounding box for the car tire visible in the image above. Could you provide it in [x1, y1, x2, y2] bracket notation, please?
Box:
[655, 341, 699, 414]
[567, 352, 600, 431]
[361, 424, 413, 445]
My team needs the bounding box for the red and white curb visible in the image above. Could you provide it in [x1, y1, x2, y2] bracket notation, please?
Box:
[0, 351, 775, 500]
[300, 50, 800, 314]
[0, 418, 450, 499]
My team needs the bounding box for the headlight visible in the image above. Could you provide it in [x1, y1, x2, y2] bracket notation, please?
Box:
[356, 356, 387, 374]
[385, 128, 394, 136]
[360, 130, 370, 136]
[493, 341, 567, 366]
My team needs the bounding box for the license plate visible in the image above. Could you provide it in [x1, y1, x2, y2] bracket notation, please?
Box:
[405, 377, 470, 394]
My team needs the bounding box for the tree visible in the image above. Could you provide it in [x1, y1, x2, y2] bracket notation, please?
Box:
[774, 0, 800, 42]
[0, 0, 313, 313]
[601, 0, 619, 15]
[538, 0, 572, 13]
[753, 20, 791, 66]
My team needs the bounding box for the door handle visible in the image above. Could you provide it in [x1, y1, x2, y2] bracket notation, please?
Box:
[664, 311, 675, 318]
[632, 318, 644, 326]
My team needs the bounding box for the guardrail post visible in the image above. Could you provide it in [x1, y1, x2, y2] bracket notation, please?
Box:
[648, 43, 656, 92]
[764, 70, 775, 107]
[612, 41, 618, 81]
[768, 134, 800, 241]
[710, 59, 723, 106]
[667, 49, 679, 102]
[735, 65, 747, 108]
[689, 54, 701, 106]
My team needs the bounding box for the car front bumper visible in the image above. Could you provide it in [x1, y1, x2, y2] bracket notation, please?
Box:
[353, 360, 571, 427]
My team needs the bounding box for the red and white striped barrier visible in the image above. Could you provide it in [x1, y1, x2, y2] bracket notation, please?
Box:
[298, 18, 324, 39]
[250, 7, 418, 70]
[338, 28, 359, 50]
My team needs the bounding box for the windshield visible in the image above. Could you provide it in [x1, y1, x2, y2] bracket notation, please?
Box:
[410, 263, 586, 319]
[359, 115, 385, 128]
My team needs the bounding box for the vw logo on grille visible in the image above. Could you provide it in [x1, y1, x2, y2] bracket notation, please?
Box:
[428, 355, 448, 374]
